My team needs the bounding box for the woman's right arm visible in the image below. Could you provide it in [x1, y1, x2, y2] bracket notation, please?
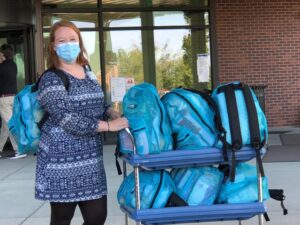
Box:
[38, 71, 129, 135]
[38, 71, 99, 136]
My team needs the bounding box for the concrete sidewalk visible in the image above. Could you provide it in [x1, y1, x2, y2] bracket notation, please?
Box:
[0, 128, 299, 225]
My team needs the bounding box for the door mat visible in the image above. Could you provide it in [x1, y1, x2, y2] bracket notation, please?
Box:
[263, 145, 300, 162]
[280, 134, 300, 145]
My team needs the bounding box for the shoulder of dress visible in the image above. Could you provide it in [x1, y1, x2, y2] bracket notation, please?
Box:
[38, 71, 70, 91]
[41, 70, 68, 83]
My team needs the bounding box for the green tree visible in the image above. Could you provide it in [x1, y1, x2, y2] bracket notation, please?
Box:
[117, 46, 144, 83]
[114, 36, 195, 92]
[156, 42, 193, 91]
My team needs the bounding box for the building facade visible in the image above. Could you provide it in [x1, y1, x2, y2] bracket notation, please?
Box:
[214, 0, 300, 127]
[0, 0, 299, 127]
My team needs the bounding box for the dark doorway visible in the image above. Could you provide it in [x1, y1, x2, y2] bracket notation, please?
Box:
[0, 26, 35, 89]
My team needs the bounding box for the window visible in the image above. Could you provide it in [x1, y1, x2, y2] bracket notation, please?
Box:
[103, 12, 141, 27]
[43, 13, 99, 29]
[42, 0, 97, 9]
[103, 30, 143, 110]
[42, 13, 101, 82]
[41, 0, 212, 112]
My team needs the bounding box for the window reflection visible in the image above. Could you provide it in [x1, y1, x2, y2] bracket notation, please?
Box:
[101, 0, 208, 8]
[154, 11, 209, 26]
[41, 2, 212, 113]
[43, 13, 98, 30]
[152, 0, 208, 7]
[103, 12, 141, 27]
[104, 30, 143, 111]
[42, 0, 97, 8]
[81, 31, 101, 83]
[155, 29, 211, 92]
[0, 34, 26, 91]
[102, 0, 140, 8]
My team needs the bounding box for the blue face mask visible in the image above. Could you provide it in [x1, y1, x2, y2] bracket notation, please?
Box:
[55, 42, 81, 63]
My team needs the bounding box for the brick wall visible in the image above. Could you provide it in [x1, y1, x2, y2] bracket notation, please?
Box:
[214, 0, 300, 127]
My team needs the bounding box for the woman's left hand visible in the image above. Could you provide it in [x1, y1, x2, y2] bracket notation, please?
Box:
[108, 117, 129, 132]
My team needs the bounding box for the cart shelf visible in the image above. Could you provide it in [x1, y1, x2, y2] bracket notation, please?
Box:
[121, 146, 260, 169]
[120, 145, 266, 225]
[121, 202, 267, 225]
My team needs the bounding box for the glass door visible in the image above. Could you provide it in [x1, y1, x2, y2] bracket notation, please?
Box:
[0, 30, 29, 91]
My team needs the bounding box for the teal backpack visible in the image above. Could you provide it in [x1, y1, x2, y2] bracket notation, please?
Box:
[171, 166, 224, 206]
[217, 163, 270, 204]
[123, 83, 173, 155]
[117, 170, 186, 209]
[161, 88, 224, 150]
[8, 68, 69, 154]
[211, 82, 268, 181]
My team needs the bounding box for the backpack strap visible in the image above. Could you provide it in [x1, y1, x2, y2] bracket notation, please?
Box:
[114, 142, 123, 175]
[263, 212, 270, 222]
[262, 189, 288, 222]
[31, 67, 69, 92]
[37, 67, 70, 129]
[150, 170, 165, 208]
[165, 192, 188, 207]
[185, 88, 224, 134]
[223, 84, 243, 151]
[269, 189, 288, 215]
[150, 171, 188, 208]
[218, 83, 266, 181]
[218, 84, 242, 181]
[84, 64, 92, 72]
[52, 68, 70, 90]
[242, 84, 265, 177]
[202, 93, 229, 162]
[154, 95, 164, 135]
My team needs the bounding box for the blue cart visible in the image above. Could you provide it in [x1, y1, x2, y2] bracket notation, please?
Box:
[119, 131, 267, 225]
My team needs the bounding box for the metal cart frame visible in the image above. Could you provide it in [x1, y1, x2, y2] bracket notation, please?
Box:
[120, 147, 266, 225]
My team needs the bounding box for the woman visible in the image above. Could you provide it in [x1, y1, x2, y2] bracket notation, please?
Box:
[35, 20, 128, 225]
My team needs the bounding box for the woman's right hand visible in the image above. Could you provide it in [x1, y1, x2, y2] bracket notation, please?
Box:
[108, 117, 129, 132]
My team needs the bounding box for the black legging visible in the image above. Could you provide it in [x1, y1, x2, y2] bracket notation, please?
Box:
[50, 196, 107, 225]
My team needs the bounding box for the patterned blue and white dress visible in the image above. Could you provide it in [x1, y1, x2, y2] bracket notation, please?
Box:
[35, 68, 107, 202]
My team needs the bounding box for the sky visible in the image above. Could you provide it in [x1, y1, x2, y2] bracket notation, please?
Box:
[55, 12, 207, 59]
[64, 12, 189, 58]
[109, 13, 189, 57]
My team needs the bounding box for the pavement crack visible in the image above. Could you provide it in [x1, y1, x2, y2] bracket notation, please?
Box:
[0, 160, 35, 181]
[19, 201, 46, 225]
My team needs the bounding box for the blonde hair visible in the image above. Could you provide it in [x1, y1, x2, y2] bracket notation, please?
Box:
[47, 20, 88, 68]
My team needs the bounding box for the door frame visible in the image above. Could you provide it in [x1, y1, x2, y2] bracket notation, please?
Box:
[0, 25, 36, 86]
